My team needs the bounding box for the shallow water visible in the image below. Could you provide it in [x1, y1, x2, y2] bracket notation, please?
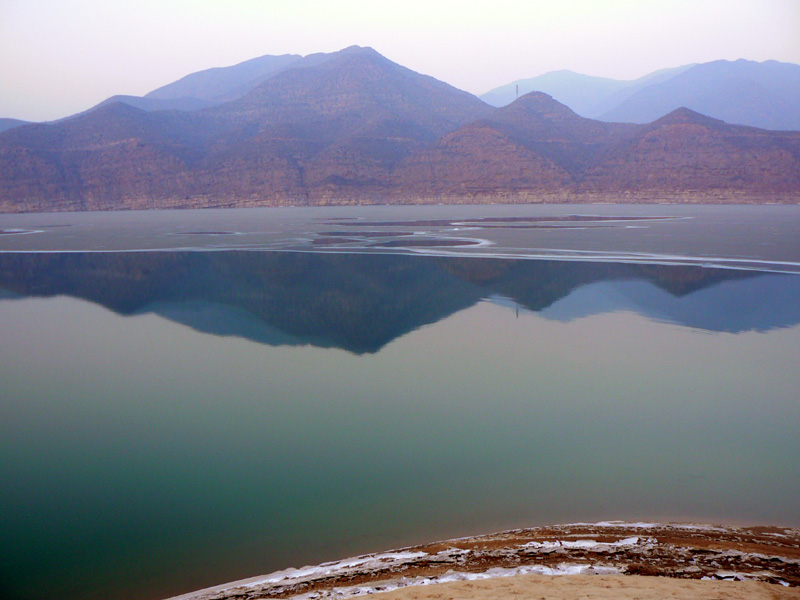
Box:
[0, 205, 799, 600]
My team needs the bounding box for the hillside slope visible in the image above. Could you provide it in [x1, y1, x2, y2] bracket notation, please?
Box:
[1, 51, 799, 212]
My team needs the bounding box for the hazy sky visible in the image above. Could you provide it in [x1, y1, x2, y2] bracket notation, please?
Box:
[1, 0, 799, 121]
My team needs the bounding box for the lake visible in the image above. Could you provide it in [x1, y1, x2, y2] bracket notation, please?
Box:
[1, 204, 799, 600]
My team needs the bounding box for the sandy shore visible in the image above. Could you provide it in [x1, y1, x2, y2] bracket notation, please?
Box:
[371, 574, 800, 599]
[166, 522, 800, 600]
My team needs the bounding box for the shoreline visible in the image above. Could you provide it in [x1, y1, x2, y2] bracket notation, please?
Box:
[3, 193, 800, 215]
[165, 522, 800, 600]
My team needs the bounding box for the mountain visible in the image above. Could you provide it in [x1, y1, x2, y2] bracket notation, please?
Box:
[578, 107, 800, 195]
[72, 54, 304, 117]
[395, 93, 800, 200]
[145, 53, 303, 103]
[482, 59, 800, 131]
[599, 59, 800, 130]
[90, 94, 216, 113]
[480, 65, 692, 115]
[196, 45, 493, 200]
[1, 48, 799, 212]
[0, 100, 231, 211]
[0, 118, 31, 133]
[0, 46, 492, 211]
[393, 92, 632, 196]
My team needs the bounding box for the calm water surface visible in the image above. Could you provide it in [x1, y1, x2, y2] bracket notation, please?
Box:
[0, 205, 798, 600]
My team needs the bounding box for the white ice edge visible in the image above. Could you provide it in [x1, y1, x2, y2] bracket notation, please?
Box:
[701, 570, 791, 583]
[0, 244, 799, 275]
[164, 521, 772, 600]
[265, 532, 645, 589]
[167, 231, 244, 236]
[520, 536, 646, 550]
[406, 246, 800, 274]
[0, 228, 44, 235]
[571, 521, 739, 533]
[448, 215, 690, 225]
[240, 551, 429, 587]
[291, 563, 622, 600]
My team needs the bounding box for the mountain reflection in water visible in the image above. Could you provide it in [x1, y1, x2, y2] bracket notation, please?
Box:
[0, 251, 796, 352]
[1, 250, 800, 600]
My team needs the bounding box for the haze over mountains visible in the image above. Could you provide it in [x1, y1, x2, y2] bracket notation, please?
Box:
[0, 118, 31, 134]
[481, 59, 800, 131]
[1, 46, 799, 212]
[85, 53, 309, 115]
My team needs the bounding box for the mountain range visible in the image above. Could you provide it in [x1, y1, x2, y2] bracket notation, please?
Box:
[480, 59, 800, 131]
[1, 46, 799, 212]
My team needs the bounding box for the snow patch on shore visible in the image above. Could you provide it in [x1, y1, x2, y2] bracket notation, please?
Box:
[164, 522, 800, 600]
[520, 537, 645, 550]
[575, 521, 731, 532]
[238, 551, 429, 588]
[292, 563, 622, 599]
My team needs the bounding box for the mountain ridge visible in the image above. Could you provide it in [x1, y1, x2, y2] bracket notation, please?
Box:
[482, 59, 800, 131]
[480, 64, 695, 115]
[145, 52, 303, 103]
[1, 47, 799, 212]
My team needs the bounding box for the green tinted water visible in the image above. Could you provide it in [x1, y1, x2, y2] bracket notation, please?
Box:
[0, 206, 799, 600]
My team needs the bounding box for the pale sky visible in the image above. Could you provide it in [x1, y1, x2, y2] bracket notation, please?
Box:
[1, 0, 799, 122]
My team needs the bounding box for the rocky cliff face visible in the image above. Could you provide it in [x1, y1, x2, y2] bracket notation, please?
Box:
[1, 47, 799, 212]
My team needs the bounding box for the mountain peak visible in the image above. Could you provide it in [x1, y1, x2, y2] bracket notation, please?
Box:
[81, 100, 147, 121]
[337, 45, 380, 56]
[513, 91, 566, 106]
[505, 91, 580, 119]
[654, 106, 725, 126]
[302, 45, 386, 67]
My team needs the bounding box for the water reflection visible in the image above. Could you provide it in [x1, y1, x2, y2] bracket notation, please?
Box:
[0, 252, 799, 600]
[0, 252, 796, 353]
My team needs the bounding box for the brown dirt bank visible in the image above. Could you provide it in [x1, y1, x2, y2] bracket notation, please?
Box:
[166, 522, 800, 600]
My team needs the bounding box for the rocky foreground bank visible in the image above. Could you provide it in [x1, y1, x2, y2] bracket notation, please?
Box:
[166, 522, 800, 600]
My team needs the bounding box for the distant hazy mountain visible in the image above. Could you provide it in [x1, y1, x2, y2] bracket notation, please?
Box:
[482, 59, 800, 130]
[600, 59, 800, 130]
[0, 118, 31, 133]
[91, 94, 216, 113]
[480, 65, 692, 116]
[71, 53, 304, 117]
[1, 48, 799, 212]
[145, 53, 303, 103]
